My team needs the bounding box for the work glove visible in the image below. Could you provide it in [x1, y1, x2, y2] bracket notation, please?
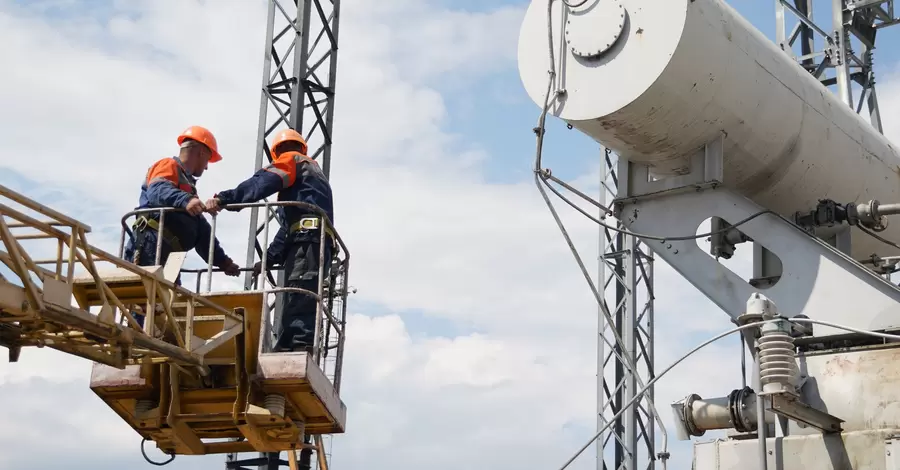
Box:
[220, 260, 240, 277]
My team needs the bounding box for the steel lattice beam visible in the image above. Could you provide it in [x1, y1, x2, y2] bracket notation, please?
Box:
[229, 0, 342, 469]
[597, 149, 656, 470]
[776, 0, 899, 133]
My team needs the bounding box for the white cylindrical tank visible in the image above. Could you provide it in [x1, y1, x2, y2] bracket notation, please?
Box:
[517, 0, 900, 259]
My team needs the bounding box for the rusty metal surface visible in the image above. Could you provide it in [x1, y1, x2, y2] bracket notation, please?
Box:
[258, 353, 347, 432]
[693, 429, 898, 470]
[257, 352, 312, 381]
[89, 353, 347, 455]
[691, 347, 900, 468]
[89, 363, 146, 388]
[792, 347, 900, 435]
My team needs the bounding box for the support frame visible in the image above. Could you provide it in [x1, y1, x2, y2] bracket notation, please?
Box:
[612, 137, 900, 338]
[598, 149, 658, 470]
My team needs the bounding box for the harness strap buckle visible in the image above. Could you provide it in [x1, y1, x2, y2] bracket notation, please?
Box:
[288, 217, 336, 248]
[289, 217, 321, 232]
[134, 216, 149, 231]
[134, 214, 184, 252]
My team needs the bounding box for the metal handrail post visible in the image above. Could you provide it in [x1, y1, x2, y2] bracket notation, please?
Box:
[155, 210, 166, 265]
[333, 257, 349, 393]
[260, 202, 272, 352]
[313, 219, 327, 364]
[207, 214, 217, 292]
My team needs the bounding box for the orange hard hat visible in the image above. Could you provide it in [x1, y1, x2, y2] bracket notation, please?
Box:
[177, 126, 222, 163]
[271, 128, 307, 158]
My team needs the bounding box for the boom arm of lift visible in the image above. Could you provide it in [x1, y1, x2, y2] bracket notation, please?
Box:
[0, 184, 348, 459]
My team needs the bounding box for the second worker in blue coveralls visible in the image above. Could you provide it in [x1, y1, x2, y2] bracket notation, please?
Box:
[205, 129, 335, 353]
[124, 126, 241, 327]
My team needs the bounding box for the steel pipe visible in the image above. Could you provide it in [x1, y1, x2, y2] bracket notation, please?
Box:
[675, 388, 773, 438]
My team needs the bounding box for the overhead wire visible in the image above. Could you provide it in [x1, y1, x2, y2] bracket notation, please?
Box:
[532, 0, 671, 466]
[531, 1, 900, 468]
[540, 173, 776, 242]
[541, 149, 900, 250]
[530, 2, 900, 469]
[857, 222, 900, 251]
[557, 317, 900, 470]
[557, 321, 766, 470]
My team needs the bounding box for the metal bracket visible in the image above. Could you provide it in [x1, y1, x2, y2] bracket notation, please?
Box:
[763, 391, 843, 433]
[612, 137, 900, 338]
[617, 132, 725, 201]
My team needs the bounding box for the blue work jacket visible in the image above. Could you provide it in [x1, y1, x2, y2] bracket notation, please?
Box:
[215, 151, 334, 265]
[131, 156, 230, 267]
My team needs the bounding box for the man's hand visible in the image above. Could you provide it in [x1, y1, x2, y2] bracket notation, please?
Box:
[205, 197, 223, 215]
[186, 197, 206, 216]
[252, 261, 262, 276]
[221, 261, 241, 277]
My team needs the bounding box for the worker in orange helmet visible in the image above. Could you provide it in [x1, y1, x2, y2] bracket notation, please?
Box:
[123, 126, 241, 327]
[206, 129, 334, 353]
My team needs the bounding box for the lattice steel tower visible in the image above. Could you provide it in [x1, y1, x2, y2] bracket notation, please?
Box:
[775, 0, 899, 133]
[596, 147, 656, 470]
[226, 0, 342, 469]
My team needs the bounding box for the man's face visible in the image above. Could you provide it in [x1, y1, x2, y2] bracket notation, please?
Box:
[191, 145, 212, 177]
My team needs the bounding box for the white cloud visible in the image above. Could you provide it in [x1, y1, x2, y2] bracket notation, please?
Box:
[5, 1, 891, 470]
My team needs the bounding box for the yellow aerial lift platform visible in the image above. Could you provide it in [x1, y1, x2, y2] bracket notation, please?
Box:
[0, 184, 350, 466]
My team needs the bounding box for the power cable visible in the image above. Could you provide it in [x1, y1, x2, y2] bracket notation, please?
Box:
[533, 0, 671, 465]
[857, 223, 900, 251]
[141, 438, 176, 466]
[531, 3, 900, 470]
[539, 173, 775, 242]
[557, 317, 900, 469]
[540, 141, 900, 251]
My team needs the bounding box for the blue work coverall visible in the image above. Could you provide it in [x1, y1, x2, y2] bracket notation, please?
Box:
[214, 151, 335, 352]
[124, 157, 233, 326]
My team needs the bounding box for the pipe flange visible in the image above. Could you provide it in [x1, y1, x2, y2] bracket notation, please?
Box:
[681, 393, 704, 437]
[564, 0, 626, 59]
[729, 386, 756, 433]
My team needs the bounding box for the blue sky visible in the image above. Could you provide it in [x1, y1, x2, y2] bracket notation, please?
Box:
[2, 1, 900, 469]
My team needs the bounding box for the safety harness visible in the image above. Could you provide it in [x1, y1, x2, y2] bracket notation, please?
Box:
[132, 215, 184, 257]
[131, 158, 195, 265]
[289, 217, 334, 239]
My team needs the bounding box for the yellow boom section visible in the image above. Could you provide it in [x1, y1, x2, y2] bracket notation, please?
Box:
[0, 183, 239, 372]
[0, 185, 348, 460]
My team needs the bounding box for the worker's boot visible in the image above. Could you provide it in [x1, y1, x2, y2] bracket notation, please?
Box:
[272, 337, 313, 354]
[272, 329, 314, 354]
